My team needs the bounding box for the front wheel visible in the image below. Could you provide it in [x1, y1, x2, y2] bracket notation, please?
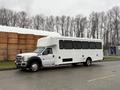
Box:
[30, 62, 39, 72]
[83, 58, 92, 66]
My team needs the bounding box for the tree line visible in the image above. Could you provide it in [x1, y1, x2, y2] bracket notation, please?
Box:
[0, 6, 120, 49]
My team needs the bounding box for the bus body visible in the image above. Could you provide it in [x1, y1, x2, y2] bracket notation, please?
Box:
[15, 36, 103, 72]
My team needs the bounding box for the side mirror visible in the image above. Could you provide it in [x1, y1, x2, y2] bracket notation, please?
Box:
[37, 53, 42, 56]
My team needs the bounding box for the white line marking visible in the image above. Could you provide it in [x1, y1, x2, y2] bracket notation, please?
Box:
[88, 74, 116, 82]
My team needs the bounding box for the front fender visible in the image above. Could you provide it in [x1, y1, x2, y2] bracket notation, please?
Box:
[27, 56, 42, 67]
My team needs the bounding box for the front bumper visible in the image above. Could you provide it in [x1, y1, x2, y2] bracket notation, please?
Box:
[15, 61, 27, 68]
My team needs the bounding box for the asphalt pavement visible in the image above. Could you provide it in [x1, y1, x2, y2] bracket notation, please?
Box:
[0, 61, 120, 90]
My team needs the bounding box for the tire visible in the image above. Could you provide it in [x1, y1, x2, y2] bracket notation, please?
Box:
[29, 62, 39, 72]
[83, 58, 92, 66]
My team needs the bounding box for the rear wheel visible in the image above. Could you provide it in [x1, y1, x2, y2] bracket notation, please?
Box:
[30, 62, 39, 72]
[83, 58, 92, 66]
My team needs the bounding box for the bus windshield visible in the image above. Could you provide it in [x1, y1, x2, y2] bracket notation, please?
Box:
[33, 47, 45, 54]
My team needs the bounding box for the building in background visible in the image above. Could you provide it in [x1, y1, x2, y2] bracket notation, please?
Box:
[116, 46, 120, 56]
[0, 25, 60, 61]
[104, 46, 120, 56]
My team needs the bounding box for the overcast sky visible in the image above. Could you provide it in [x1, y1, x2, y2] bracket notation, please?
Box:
[0, 0, 120, 16]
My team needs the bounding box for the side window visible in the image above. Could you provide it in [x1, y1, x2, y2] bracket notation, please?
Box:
[59, 40, 64, 49]
[81, 41, 89, 49]
[59, 40, 73, 49]
[96, 42, 102, 49]
[73, 41, 82, 49]
[43, 48, 53, 55]
[64, 40, 73, 49]
[90, 42, 96, 49]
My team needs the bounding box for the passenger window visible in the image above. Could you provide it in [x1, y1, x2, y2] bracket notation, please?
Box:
[43, 48, 53, 55]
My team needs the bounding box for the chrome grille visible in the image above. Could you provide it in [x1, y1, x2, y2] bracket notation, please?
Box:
[16, 56, 22, 63]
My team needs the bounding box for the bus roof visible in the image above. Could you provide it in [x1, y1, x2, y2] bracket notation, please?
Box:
[49, 36, 103, 42]
[37, 36, 102, 47]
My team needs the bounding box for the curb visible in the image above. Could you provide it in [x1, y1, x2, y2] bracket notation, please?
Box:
[0, 68, 17, 71]
[101, 60, 120, 62]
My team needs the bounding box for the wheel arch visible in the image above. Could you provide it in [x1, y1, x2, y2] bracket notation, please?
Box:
[86, 57, 92, 61]
[27, 56, 43, 68]
[83, 57, 92, 66]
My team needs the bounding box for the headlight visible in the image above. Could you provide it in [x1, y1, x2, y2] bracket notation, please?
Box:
[22, 57, 29, 62]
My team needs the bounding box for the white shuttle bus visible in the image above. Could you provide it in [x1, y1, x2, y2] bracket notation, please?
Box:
[15, 36, 103, 72]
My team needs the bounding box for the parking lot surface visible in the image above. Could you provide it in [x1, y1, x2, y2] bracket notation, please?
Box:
[0, 61, 120, 90]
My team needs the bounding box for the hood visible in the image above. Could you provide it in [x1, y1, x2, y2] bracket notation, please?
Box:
[17, 53, 38, 57]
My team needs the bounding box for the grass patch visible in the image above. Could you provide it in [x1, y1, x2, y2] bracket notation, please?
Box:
[0, 61, 16, 70]
[104, 56, 120, 61]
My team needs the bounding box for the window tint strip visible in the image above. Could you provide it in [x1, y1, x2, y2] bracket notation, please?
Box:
[59, 40, 102, 49]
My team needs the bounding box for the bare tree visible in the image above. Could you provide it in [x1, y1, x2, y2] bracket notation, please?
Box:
[0, 8, 13, 26]
[33, 15, 45, 30]
[104, 10, 113, 48]
[74, 15, 81, 37]
[9, 12, 18, 27]
[110, 7, 120, 45]
[49, 16, 55, 32]
[60, 15, 66, 36]
[55, 16, 61, 33]
[74, 15, 87, 38]
[16, 11, 30, 28]
[70, 17, 75, 37]
[65, 16, 71, 36]
[89, 12, 99, 38]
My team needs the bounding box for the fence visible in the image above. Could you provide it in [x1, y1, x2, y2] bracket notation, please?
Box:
[0, 32, 44, 61]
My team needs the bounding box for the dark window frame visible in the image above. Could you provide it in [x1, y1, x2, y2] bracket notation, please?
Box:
[59, 40, 102, 49]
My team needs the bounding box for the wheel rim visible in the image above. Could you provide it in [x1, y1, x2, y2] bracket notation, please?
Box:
[87, 60, 91, 66]
[31, 63, 38, 72]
